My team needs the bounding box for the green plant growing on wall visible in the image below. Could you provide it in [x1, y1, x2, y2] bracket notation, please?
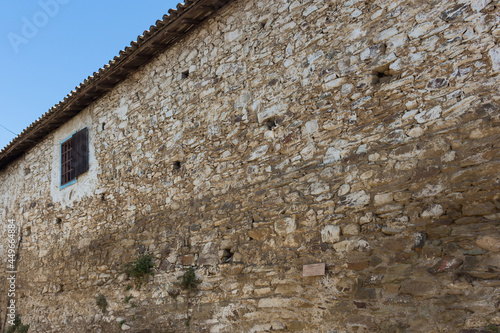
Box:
[6, 315, 30, 333]
[124, 295, 133, 303]
[123, 253, 155, 288]
[487, 323, 499, 333]
[174, 267, 201, 330]
[180, 267, 200, 291]
[96, 294, 108, 312]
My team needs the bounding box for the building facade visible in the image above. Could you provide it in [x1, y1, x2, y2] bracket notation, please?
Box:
[0, 0, 499, 332]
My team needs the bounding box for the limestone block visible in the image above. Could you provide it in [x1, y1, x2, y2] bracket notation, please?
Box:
[323, 147, 342, 164]
[470, 0, 492, 12]
[382, 264, 413, 283]
[302, 120, 319, 135]
[333, 240, 351, 252]
[463, 201, 496, 216]
[339, 191, 370, 208]
[476, 236, 500, 252]
[300, 142, 317, 161]
[323, 77, 347, 89]
[274, 217, 296, 236]
[374, 193, 394, 206]
[415, 184, 443, 198]
[440, 3, 470, 21]
[225, 29, 241, 43]
[310, 181, 329, 195]
[219, 263, 245, 275]
[422, 204, 444, 217]
[415, 106, 442, 123]
[400, 279, 437, 297]
[258, 298, 291, 308]
[302, 5, 318, 17]
[248, 145, 269, 161]
[488, 46, 500, 72]
[321, 225, 341, 243]
[248, 228, 271, 241]
[345, 315, 377, 330]
[257, 104, 286, 123]
[299, 209, 317, 227]
[342, 224, 360, 236]
[254, 287, 272, 296]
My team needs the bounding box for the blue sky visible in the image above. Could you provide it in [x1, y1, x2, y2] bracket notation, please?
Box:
[0, 0, 181, 150]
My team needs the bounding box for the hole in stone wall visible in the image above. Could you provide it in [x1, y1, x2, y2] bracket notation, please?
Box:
[102, 123, 105, 131]
[268, 78, 279, 86]
[173, 161, 182, 171]
[25, 226, 31, 237]
[181, 70, 190, 79]
[372, 63, 393, 85]
[55, 218, 62, 225]
[221, 249, 233, 263]
[260, 22, 266, 30]
[265, 118, 278, 130]
[101, 193, 106, 202]
[374, 71, 392, 84]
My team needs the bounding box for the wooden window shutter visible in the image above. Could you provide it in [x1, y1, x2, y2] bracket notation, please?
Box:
[72, 127, 89, 177]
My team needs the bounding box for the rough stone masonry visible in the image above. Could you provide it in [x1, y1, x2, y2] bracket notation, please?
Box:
[0, 0, 499, 332]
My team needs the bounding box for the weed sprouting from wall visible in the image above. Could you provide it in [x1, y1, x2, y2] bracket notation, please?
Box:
[96, 294, 108, 312]
[123, 254, 155, 289]
[487, 324, 499, 333]
[180, 267, 200, 291]
[6, 315, 30, 333]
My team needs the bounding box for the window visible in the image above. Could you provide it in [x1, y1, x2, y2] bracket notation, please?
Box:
[60, 137, 75, 186]
[60, 127, 89, 188]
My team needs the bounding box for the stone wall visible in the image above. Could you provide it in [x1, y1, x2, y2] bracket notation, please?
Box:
[0, 0, 499, 332]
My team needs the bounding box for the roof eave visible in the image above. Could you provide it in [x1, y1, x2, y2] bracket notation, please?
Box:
[0, 0, 231, 171]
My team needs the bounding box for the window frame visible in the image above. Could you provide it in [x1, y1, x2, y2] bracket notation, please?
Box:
[60, 133, 77, 189]
[59, 127, 89, 190]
